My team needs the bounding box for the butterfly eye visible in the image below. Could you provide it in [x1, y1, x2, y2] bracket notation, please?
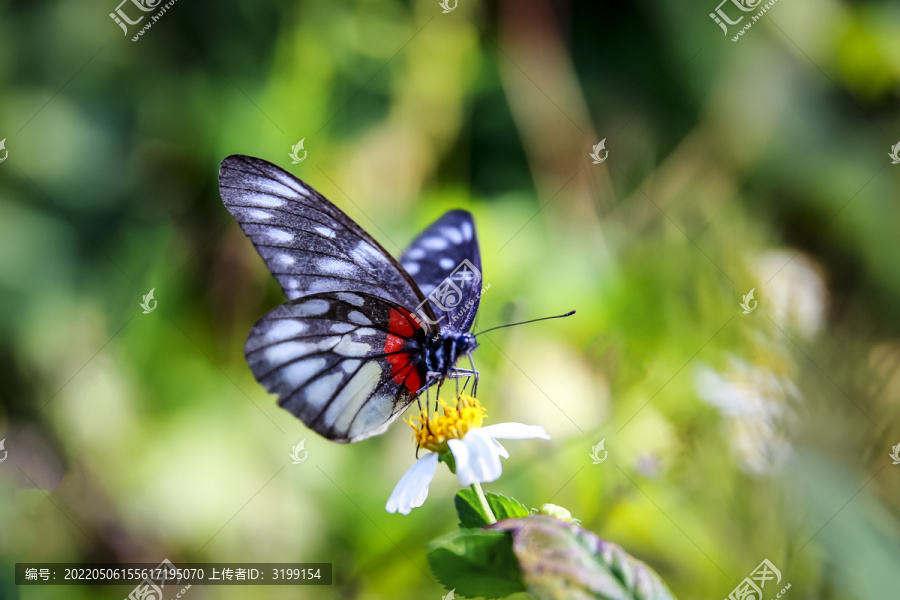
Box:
[456, 334, 475, 352]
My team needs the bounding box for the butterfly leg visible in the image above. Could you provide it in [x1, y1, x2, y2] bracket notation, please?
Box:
[448, 366, 479, 399]
[454, 369, 472, 396]
[419, 373, 442, 395]
[434, 377, 444, 416]
[421, 378, 437, 435]
[420, 372, 444, 419]
[445, 369, 473, 407]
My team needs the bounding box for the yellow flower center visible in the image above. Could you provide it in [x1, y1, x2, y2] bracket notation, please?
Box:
[408, 394, 486, 453]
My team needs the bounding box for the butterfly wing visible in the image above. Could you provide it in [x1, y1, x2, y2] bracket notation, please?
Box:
[245, 291, 428, 442]
[219, 155, 437, 324]
[399, 209, 483, 333]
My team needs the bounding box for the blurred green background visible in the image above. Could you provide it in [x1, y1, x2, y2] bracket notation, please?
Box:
[2, 0, 900, 598]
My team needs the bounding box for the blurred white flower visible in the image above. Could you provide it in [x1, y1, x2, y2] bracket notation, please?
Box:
[634, 453, 660, 477]
[755, 251, 827, 337]
[696, 357, 800, 475]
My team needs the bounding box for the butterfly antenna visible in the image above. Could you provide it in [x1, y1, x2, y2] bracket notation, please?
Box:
[474, 310, 576, 337]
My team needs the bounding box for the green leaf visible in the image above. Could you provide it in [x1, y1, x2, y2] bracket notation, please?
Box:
[454, 489, 487, 528]
[455, 489, 533, 528]
[488, 516, 677, 600]
[426, 528, 527, 599]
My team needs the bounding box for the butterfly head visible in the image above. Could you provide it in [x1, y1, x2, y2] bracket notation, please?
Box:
[425, 331, 478, 375]
[454, 332, 478, 355]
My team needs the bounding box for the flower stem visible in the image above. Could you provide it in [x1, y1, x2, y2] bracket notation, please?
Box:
[471, 482, 497, 524]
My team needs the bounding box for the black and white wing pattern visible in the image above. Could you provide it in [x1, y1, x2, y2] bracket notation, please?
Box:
[219, 155, 487, 443]
[219, 155, 435, 321]
[399, 209, 483, 334]
[245, 291, 428, 443]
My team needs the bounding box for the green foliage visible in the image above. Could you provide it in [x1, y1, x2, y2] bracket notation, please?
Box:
[434, 495, 676, 600]
[490, 516, 676, 600]
[4, 0, 900, 598]
[455, 489, 532, 528]
[426, 529, 527, 599]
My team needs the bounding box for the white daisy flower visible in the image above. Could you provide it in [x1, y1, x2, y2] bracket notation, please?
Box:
[386, 395, 550, 516]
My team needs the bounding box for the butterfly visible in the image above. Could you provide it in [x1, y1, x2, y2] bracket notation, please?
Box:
[219, 155, 485, 443]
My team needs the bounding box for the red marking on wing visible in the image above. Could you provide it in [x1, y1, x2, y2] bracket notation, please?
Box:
[385, 333, 404, 354]
[384, 309, 422, 393]
[385, 344, 421, 392]
[388, 308, 417, 337]
[397, 362, 422, 394]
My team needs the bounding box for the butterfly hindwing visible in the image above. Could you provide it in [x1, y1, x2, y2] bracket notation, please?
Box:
[219, 155, 436, 322]
[400, 209, 483, 333]
[245, 291, 427, 442]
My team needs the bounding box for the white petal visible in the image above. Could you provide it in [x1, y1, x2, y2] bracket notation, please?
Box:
[447, 438, 470, 484]
[450, 430, 503, 486]
[491, 438, 509, 459]
[385, 453, 439, 515]
[480, 422, 551, 441]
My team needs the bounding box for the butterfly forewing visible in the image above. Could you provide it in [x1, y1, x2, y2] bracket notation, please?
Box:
[219, 155, 436, 322]
[245, 291, 428, 442]
[400, 209, 483, 334]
